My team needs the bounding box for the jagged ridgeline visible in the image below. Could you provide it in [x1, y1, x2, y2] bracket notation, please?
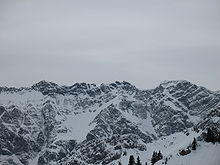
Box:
[0, 80, 219, 165]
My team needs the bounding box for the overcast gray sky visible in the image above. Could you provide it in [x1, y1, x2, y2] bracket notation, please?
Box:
[0, 0, 220, 90]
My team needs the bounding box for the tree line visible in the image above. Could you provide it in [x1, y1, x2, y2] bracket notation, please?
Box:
[205, 127, 220, 143]
[118, 137, 199, 165]
[117, 127, 220, 165]
[118, 150, 163, 165]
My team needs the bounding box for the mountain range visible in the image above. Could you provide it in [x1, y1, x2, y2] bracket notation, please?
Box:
[0, 80, 219, 165]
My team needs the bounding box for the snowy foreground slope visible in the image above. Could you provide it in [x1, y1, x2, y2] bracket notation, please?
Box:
[157, 143, 220, 165]
[0, 80, 219, 165]
[115, 131, 220, 165]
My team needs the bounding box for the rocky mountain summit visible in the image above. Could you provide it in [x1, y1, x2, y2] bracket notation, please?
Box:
[0, 80, 219, 165]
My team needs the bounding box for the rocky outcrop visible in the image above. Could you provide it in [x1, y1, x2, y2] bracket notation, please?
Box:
[0, 80, 219, 165]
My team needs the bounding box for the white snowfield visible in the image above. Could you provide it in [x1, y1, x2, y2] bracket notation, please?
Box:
[113, 131, 220, 165]
[156, 143, 220, 165]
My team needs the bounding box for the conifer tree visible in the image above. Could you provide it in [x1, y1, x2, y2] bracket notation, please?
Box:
[151, 151, 157, 165]
[165, 157, 168, 164]
[206, 127, 214, 143]
[192, 137, 197, 150]
[218, 132, 220, 143]
[136, 156, 141, 165]
[128, 155, 136, 165]
[158, 151, 163, 160]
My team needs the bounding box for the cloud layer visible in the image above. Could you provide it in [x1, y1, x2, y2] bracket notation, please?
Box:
[0, 0, 220, 90]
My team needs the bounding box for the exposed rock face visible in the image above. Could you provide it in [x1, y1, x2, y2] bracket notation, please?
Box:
[0, 80, 219, 164]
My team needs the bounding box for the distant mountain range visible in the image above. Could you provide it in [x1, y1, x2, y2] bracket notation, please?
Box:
[0, 80, 219, 165]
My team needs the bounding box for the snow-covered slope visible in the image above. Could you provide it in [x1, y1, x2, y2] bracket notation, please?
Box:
[156, 142, 220, 165]
[0, 80, 219, 165]
[110, 130, 220, 165]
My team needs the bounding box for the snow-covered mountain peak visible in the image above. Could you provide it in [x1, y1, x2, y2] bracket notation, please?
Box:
[160, 80, 194, 89]
[32, 80, 58, 89]
[0, 80, 219, 165]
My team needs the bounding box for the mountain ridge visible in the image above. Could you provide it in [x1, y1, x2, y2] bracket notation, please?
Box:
[0, 79, 212, 93]
[0, 80, 219, 165]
